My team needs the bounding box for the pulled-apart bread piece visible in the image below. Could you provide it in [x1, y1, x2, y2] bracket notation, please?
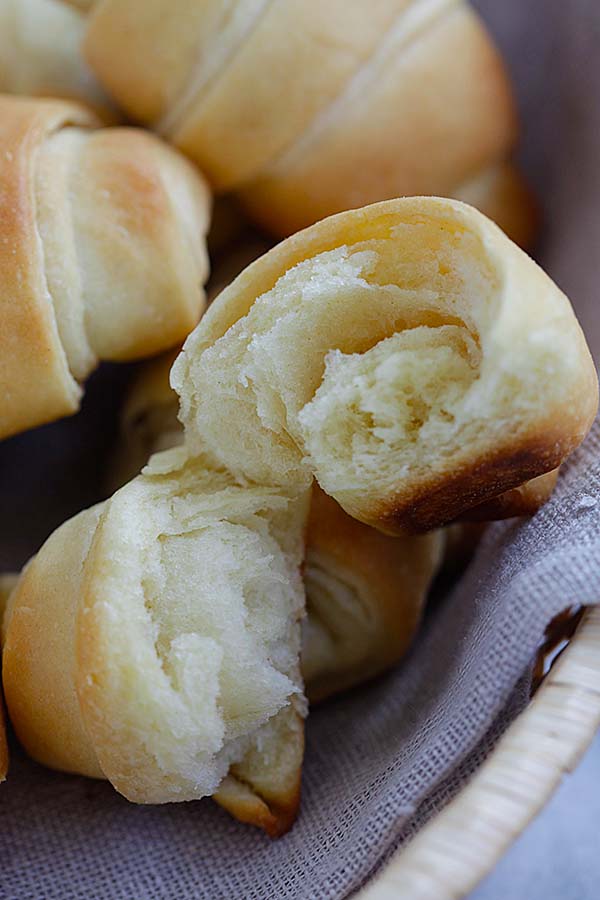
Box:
[0, 0, 114, 116]
[84, 0, 533, 244]
[110, 352, 445, 704]
[173, 198, 597, 534]
[2, 454, 308, 836]
[0, 96, 211, 441]
[3, 199, 595, 837]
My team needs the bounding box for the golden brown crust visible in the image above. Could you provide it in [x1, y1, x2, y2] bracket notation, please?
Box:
[376, 436, 575, 536]
[86, 0, 235, 125]
[215, 705, 304, 836]
[0, 96, 210, 441]
[86, 0, 520, 239]
[2, 510, 105, 779]
[86, 1, 415, 190]
[0, 97, 96, 439]
[168, 0, 416, 190]
[214, 769, 302, 838]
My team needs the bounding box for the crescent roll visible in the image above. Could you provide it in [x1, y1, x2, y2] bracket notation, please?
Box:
[110, 352, 445, 704]
[85, 0, 532, 243]
[3, 199, 595, 838]
[0, 96, 211, 442]
[174, 198, 597, 534]
[0, 0, 114, 116]
[3, 460, 309, 837]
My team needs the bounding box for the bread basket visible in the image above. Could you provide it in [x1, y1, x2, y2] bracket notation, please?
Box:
[357, 606, 600, 899]
[1, 2, 599, 899]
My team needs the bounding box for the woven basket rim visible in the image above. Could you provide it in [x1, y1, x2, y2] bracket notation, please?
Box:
[356, 605, 600, 899]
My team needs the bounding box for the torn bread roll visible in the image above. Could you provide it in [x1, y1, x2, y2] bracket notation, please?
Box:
[0, 96, 211, 442]
[173, 197, 597, 534]
[2, 459, 443, 834]
[85, 0, 532, 243]
[111, 352, 445, 703]
[2, 462, 308, 837]
[3, 199, 595, 838]
[0, 0, 114, 117]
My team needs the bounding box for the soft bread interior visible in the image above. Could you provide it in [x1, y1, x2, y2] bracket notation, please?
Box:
[176, 206, 595, 531]
[1, 464, 307, 828]
[75, 450, 308, 805]
[111, 357, 447, 707]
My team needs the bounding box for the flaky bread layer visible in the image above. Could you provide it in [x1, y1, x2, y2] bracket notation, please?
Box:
[174, 197, 597, 535]
[2, 455, 308, 830]
[111, 361, 447, 704]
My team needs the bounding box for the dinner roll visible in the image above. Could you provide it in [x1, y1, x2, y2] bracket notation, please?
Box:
[85, 0, 532, 242]
[174, 198, 597, 534]
[4, 198, 594, 837]
[0, 96, 210, 441]
[2, 457, 308, 835]
[0, 0, 114, 116]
